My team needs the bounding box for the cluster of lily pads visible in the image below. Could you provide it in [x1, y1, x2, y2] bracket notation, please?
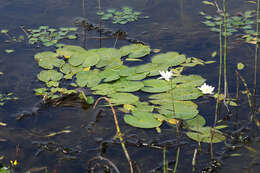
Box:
[33, 43, 225, 143]
[26, 26, 78, 47]
[200, 10, 259, 43]
[97, 7, 149, 24]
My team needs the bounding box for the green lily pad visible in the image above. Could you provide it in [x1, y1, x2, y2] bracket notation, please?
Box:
[119, 44, 151, 58]
[113, 80, 144, 92]
[124, 111, 162, 128]
[37, 70, 63, 83]
[35, 51, 64, 69]
[135, 63, 170, 77]
[68, 52, 87, 66]
[141, 79, 172, 93]
[76, 70, 101, 87]
[119, 67, 149, 80]
[91, 83, 117, 95]
[56, 45, 86, 58]
[93, 48, 122, 68]
[186, 126, 226, 143]
[109, 93, 139, 105]
[151, 52, 186, 67]
[149, 87, 202, 101]
[185, 115, 206, 128]
[126, 72, 149, 80]
[99, 66, 127, 82]
[172, 75, 206, 87]
[155, 100, 198, 120]
[81, 51, 100, 67]
[68, 50, 100, 67]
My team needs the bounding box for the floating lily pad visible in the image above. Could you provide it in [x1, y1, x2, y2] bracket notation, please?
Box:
[109, 93, 139, 105]
[172, 75, 206, 87]
[135, 63, 170, 77]
[126, 72, 149, 80]
[93, 48, 122, 68]
[37, 70, 63, 83]
[119, 44, 151, 58]
[113, 80, 144, 92]
[91, 83, 117, 95]
[185, 115, 206, 128]
[56, 45, 86, 58]
[186, 126, 226, 143]
[149, 86, 202, 101]
[99, 66, 127, 82]
[151, 52, 186, 67]
[76, 70, 101, 87]
[156, 100, 199, 120]
[34, 51, 64, 69]
[141, 79, 172, 93]
[119, 67, 149, 80]
[124, 111, 162, 128]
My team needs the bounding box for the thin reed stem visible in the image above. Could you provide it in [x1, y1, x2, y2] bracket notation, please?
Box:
[163, 147, 168, 173]
[93, 97, 134, 173]
[82, 0, 86, 19]
[173, 146, 180, 173]
[97, 0, 102, 47]
[214, 22, 223, 127]
[253, 0, 260, 117]
[223, 0, 229, 112]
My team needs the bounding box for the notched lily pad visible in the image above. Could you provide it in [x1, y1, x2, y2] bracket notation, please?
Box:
[113, 80, 144, 92]
[151, 52, 186, 67]
[124, 111, 162, 128]
[37, 70, 63, 83]
[119, 44, 151, 58]
[76, 70, 101, 87]
[109, 93, 139, 105]
[35, 51, 64, 69]
[141, 79, 172, 93]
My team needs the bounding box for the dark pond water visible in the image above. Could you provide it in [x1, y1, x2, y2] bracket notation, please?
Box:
[0, 0, 260, 172]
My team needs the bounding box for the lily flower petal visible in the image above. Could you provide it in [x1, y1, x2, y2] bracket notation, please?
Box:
[158, 70, 173, 81]
[198, 83, 215, 94]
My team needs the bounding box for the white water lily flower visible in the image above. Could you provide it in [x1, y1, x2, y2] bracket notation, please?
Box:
[198, 83, 215, 94]
[158, 70, 173, 81]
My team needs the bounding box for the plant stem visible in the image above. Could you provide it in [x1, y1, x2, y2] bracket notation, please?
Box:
[170, 79, 176, 117]
[173, 146, 180, 173]
[253, 0, 260, 119]
[93, 97, 134, 173]
[214, 22, 223, 127]
[223, 0, 230, 112]
[163, 147, 168, 173]
[82, 0, 86, 19]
